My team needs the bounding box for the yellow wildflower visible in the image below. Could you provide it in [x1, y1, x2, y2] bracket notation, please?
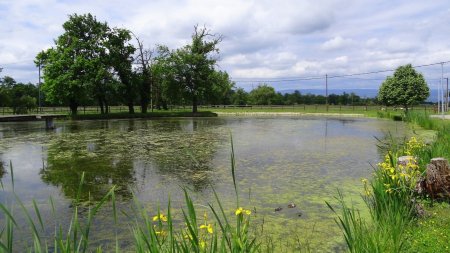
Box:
[152, 213, 168, 222]
[155, 230, 167, 236]
[200, 223, 213, 234]
[235, 207, 251, 216]
[199, 240, 206, 249]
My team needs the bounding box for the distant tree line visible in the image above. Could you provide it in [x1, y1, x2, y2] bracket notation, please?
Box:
[0, 76, 39, 114]
[0, 74, 377, 114]
[226, 84, 376, 106]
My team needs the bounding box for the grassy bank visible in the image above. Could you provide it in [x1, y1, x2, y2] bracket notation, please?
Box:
[329, 111, 450, 252]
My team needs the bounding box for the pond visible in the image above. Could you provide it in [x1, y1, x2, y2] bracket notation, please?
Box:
[0, 116, 409, 252]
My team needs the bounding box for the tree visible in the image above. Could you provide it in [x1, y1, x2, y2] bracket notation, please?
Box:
[202, 70, 234, 105]
[152, 45, 175, 109]
[231, 88, 249, 105]
[248, 84, 277, 105]
[38, 14, 110, 115]
[170, 25, 223, 113]
[0, 76, 38, 114]
[378, 64, 429, 111]
[133, 34, 153, 113]
[107, 28, 136, 113]
[37, 14, 136, 115]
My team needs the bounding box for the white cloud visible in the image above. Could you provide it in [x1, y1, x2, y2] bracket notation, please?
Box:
[1, 0, 450, 89]
[321, 36, 354, 51]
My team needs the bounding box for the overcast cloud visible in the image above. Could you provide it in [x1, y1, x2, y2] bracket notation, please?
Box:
[1, 0, 450, 90]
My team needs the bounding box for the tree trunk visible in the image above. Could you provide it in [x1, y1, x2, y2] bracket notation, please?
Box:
[141, 102, 148, 113]
[69, 100, 78, 115]
[416, 158, 450, 199]
[140, 77, 151, 114]
[192, 94, 198, 113]
[128, 103, 134, 114]
[98, 98, 104, 114]
[105, 100, 109, 114]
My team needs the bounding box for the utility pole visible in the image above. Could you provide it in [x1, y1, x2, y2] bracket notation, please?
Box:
[443, 78, 449, 112]
[38, 61, 41, 112]
[325, 74, 328, 112]
[441, 63, 444, 116]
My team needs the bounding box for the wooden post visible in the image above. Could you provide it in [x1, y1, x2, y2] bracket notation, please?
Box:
[45, 117, 55, 130]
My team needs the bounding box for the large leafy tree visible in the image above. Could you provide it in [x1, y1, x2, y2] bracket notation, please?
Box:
[170, 26, 223, 113]
[249, 84, 277, 105]
[39, 14, 110, 115]
[378, 64, 429, 111]
[37, 14, 135, 115]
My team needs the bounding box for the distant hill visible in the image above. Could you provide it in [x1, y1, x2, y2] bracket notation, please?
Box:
[278, 89, 442, 102]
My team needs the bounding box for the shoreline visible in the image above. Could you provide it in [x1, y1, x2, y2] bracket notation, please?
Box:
[215, 111, 366, 117]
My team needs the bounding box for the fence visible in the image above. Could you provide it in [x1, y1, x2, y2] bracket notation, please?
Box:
[0, 104, 436, 115]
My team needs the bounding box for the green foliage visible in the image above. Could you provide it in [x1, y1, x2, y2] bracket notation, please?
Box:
[0, 76, 38, 113]
[248, 84, 277, 105]
[38, 13, 135, 115]
[378, 64, 430, 110]
[230, 88, 249, 105]
[106, 27, 136, 113]
[203, 71, 235, 105]
[169, 25, 224, 112]
[404, 202, 450, 253]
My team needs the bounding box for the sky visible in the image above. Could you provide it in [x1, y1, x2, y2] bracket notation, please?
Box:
[1, 0, 450, 91]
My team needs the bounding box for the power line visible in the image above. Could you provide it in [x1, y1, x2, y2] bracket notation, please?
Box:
[232, 60, 450, 83]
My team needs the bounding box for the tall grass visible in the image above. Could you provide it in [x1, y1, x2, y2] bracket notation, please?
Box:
[0, 166, 117, 252]
[405, 111, 450, 168]
[329, 111, 450, 253]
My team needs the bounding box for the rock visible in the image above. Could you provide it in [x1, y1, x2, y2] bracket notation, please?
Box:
[275, 207, 283, 212]
[398, 156, 415, 167]
[287, 203, 296, 208]
[297, 212, 303, 217]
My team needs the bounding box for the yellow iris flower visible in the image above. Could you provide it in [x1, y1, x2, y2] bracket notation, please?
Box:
[152, 213, 168, 222]
[235, 207, 251, 216]
[200, 223, 213, 234]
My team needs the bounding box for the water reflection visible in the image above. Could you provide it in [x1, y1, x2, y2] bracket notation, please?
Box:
[37, 119, 226, 201]
[0, 160, 5, 179]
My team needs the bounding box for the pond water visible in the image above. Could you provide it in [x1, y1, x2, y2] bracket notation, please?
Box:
[0, 116, 409, 252]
